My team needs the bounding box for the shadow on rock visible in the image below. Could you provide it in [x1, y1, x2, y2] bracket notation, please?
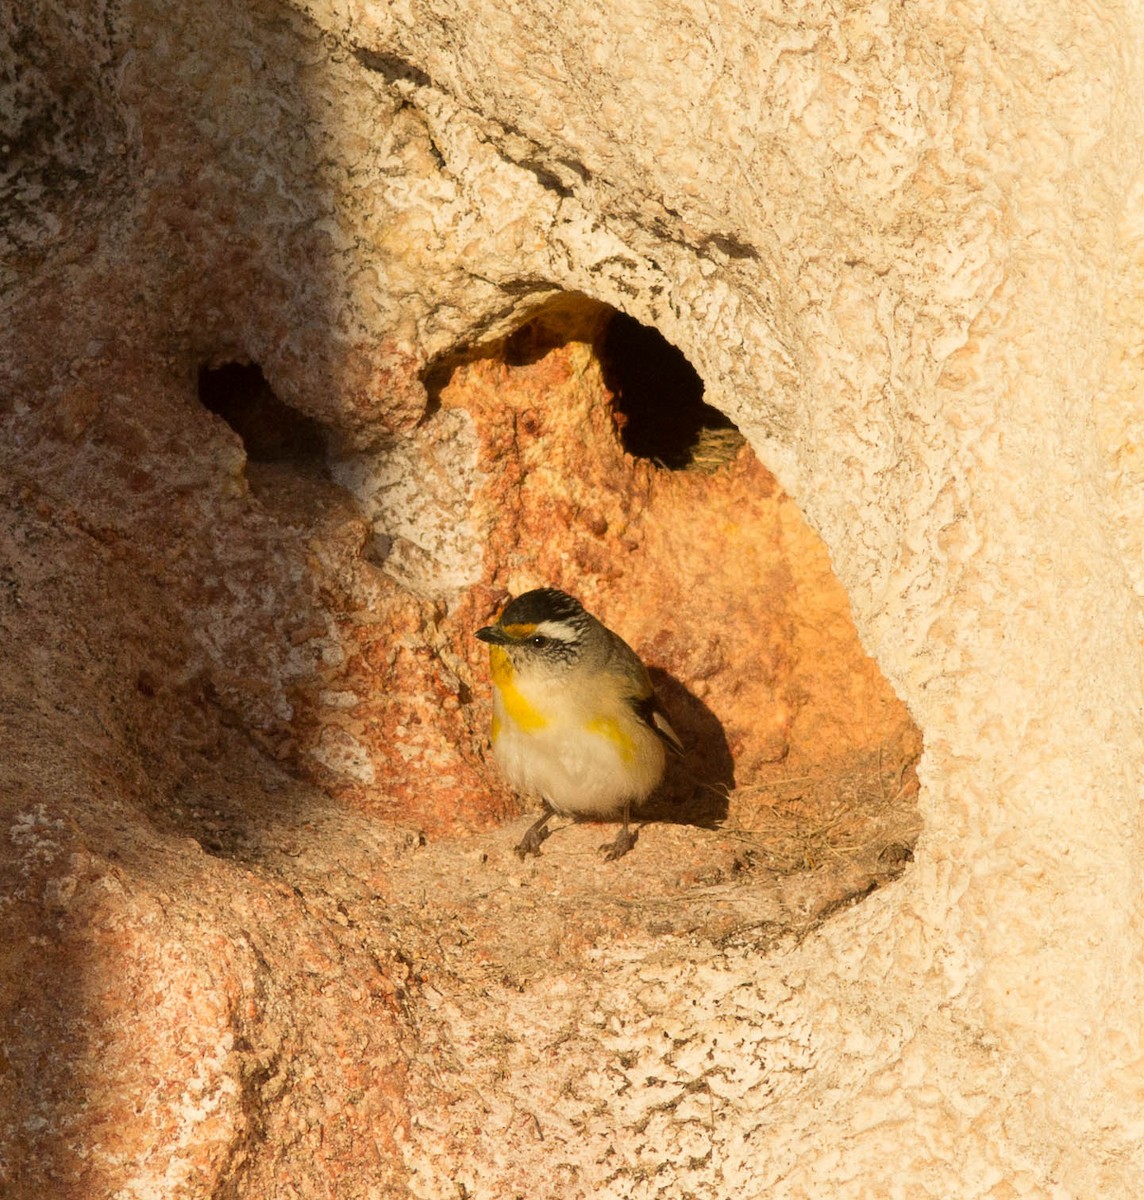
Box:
[643, 667, 734, 829]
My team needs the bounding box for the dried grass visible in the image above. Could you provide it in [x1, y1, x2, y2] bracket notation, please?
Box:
[723, 747, 922, 876]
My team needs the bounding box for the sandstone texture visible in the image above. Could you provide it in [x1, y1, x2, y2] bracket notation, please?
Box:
[4, 0, 1144, 1196]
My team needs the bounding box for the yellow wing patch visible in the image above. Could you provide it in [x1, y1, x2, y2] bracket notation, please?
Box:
[488, 645, 548, 732]
[585, 715, 637, 764]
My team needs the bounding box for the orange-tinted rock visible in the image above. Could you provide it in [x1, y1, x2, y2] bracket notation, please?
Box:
[433, 327, 919, 833]
[262, 316, 919, 839]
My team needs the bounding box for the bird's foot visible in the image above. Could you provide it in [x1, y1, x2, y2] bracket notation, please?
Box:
[514, 826, 550, 859]
[514, 807, 554, 859]
[601, 824, 638, 862]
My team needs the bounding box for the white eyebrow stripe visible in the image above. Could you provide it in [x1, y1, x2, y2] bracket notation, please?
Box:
[533, 619, 579, 641]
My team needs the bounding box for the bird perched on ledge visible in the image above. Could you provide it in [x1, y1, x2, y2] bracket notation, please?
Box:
[475, 587, 683, 861]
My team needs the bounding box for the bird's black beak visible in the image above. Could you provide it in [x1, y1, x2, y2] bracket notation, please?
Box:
[475, 625, 509, 645]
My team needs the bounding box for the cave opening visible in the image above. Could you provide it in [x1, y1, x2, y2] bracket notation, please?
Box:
[425, 298, 747, 473]
[598, 310, 745, 471]
[197, 362, 328, 468]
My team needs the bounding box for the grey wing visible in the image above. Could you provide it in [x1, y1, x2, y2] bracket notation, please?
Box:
[606, 628, 685, 755]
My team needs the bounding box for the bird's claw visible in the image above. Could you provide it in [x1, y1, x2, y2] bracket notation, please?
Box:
[601, 825, 638, 862]
[514, 821, 552, 859]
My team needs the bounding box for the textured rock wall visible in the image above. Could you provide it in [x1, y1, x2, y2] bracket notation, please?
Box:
[4, 0, 1144, 1196]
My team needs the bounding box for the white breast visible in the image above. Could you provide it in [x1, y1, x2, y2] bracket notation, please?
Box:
[491, 680, 666, 818]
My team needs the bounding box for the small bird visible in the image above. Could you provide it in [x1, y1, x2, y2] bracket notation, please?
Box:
[475, 587, 683, 860]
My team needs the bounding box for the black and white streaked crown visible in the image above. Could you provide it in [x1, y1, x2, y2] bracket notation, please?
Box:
[498, 588, 589, 630]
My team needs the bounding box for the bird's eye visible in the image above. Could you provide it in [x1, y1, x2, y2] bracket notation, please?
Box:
[530, 635, 549, 648]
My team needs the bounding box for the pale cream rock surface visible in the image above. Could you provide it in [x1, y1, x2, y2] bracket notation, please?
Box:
[3, 0, 1144, 1196]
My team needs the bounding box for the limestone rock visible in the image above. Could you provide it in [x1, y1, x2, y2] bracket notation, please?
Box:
[4, 0, 1144, 1196]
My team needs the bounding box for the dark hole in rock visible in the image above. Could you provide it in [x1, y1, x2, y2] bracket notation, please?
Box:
[599, 311, 745, 471]
[197, 362, 327, 466]
[363, 530, 393, 568]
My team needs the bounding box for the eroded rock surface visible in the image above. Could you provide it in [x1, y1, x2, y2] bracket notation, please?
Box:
[4, 0, 1144, 1196]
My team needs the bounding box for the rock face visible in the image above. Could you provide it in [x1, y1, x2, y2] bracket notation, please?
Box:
[4, 0, 1144, 1196]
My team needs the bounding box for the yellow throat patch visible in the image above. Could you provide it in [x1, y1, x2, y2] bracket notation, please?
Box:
[488, 644, 548, 734]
